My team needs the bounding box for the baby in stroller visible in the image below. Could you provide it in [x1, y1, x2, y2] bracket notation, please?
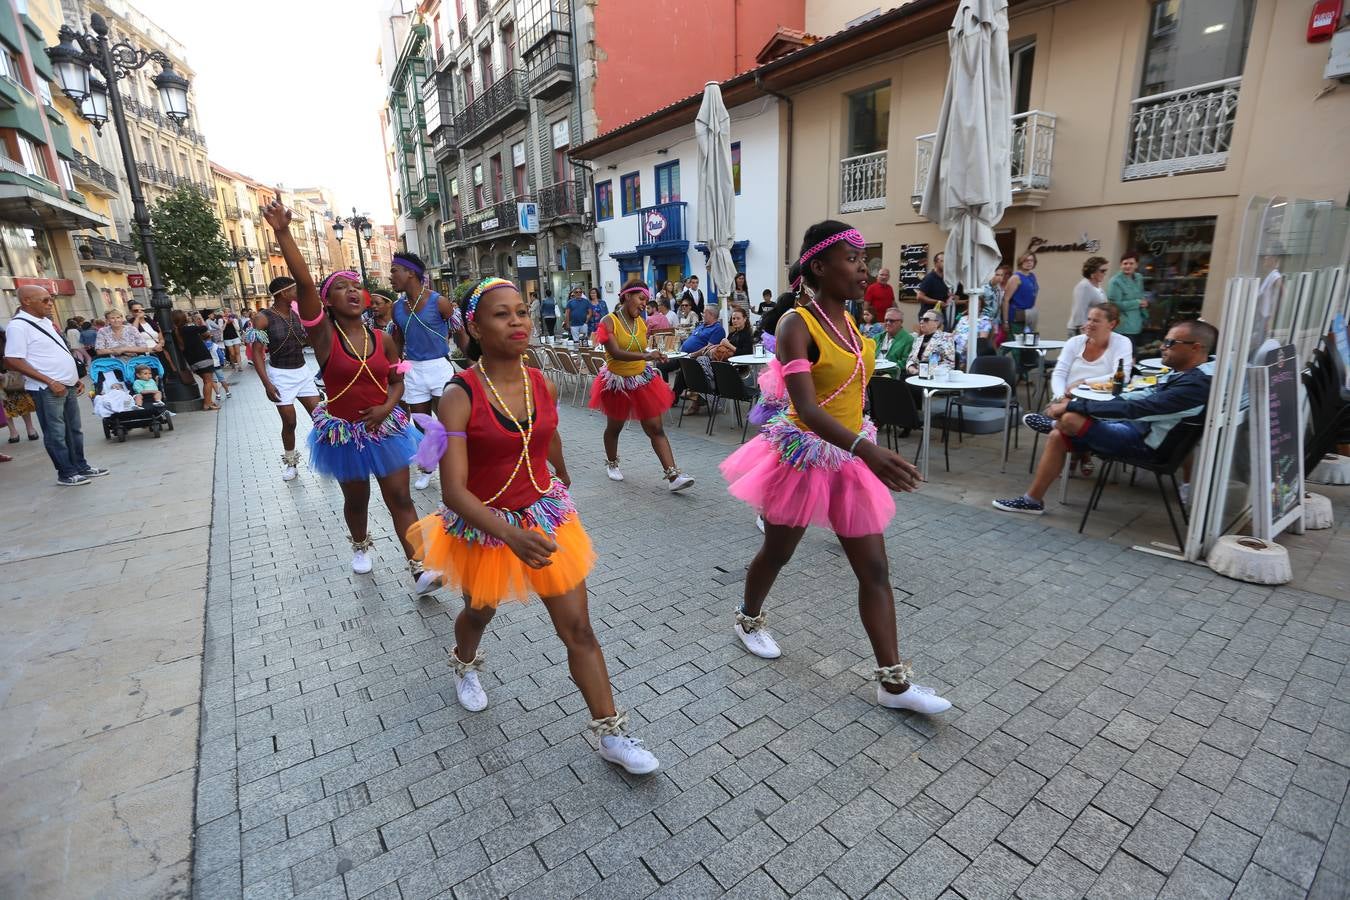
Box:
[131, 364, 162, 407]
[91, 354, 173, 440]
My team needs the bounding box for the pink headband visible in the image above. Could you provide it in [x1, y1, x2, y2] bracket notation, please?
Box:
[798, 228, 866, 267]
[320, 270, 361, 301]
[619, 284, 651, 300]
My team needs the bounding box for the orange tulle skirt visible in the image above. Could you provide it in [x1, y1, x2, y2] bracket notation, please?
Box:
[407, 512, 595, 608]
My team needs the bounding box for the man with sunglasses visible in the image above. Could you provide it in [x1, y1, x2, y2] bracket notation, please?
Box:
[994, 320, 1216, 515]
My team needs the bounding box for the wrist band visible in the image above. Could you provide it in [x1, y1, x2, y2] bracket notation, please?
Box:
[848, 434, 866, 455]
[299, 311, 326, 328]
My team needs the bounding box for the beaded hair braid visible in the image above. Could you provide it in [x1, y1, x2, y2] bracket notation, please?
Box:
[465, 277, 517, 322]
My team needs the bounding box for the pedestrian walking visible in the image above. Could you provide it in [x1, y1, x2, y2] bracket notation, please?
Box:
[262, 200, 427, 585]
[249, 276, 320, 481]
[172, 311, 220, 410]
[540, 289, 557, 338]
[1, 285, 108, 486]
[720, 220, 951, 715]
[406, 276, 660, 775]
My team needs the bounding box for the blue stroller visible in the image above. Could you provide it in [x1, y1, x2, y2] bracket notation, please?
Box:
[90, 354, 174, 441]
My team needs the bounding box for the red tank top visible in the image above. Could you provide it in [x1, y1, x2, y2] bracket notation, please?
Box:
[460, 366, 557, 510]
[323, 327, 392, 422]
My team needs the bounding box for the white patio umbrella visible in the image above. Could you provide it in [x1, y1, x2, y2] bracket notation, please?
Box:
[919, 0, 1012, 371]
[696, 80, 738, 326]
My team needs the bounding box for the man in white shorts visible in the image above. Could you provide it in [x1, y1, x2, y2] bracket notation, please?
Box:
[389, 251, 467, 490]
[249, 276, 320, 481]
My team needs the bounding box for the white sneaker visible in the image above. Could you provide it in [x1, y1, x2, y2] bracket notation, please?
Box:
[281, 451, 299, 482]
[756, 514, 765, 534]
[734, 618, 782, 659]
[414, 569, 440, 596]
[413, 469, 433, 491]
[351, 547, 373, 575]
[606, 462, 624, 482]
[876, 683, 952, 714]
[281, 464, 297, 482]
[455, 671, 488, 711]
[667, 472, 694, 492]
[1179, 482, 1192, 506]
[598, 735, 660, 775]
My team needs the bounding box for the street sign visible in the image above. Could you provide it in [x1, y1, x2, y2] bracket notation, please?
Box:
[127, 274, 146, 288]
[518, 202, 539, 234]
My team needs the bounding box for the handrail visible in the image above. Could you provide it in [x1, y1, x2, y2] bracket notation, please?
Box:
[1131, 76, 1242, 107]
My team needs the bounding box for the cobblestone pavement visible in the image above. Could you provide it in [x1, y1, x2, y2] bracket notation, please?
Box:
[194, 370, 1349, 899]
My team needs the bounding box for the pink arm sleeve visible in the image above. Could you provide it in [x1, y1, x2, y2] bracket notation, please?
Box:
[780, 359, 813, 376]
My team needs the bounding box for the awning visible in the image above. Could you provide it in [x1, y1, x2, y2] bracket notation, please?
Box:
[0, 185, 111, 230]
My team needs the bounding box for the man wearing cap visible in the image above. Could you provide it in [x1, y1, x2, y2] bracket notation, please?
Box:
[388, 250, 467, 491]
[250, 276, 320, 481]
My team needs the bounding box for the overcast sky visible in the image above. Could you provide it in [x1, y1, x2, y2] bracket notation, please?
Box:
[130, 0, 399, 225]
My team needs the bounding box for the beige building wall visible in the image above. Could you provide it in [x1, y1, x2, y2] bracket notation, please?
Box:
[787, 0, 1350, 332]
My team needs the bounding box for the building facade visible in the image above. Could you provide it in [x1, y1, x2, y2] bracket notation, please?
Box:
[0, 0, 110, 325]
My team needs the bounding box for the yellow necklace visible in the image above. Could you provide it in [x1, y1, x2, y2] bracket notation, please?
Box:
[324, 324, 383, 406]
[477, 357, 551, 504]
[615, 308, 643, 352]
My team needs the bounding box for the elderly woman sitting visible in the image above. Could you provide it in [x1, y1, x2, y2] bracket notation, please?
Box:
[95, 309, 151, 357]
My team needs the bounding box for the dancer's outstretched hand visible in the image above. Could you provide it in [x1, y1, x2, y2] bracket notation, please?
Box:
[858, 442, 922, 493]
[505, 527, 556, 569]
[261, 200, 291, 231]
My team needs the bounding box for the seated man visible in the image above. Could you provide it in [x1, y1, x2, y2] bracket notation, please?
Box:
[876, 307, 913, 377]
[993, 320, 1217, 515]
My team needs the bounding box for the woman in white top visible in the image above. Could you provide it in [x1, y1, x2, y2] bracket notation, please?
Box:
[1066, 256, 1109, 338]
[1051, 301, 1133, 476]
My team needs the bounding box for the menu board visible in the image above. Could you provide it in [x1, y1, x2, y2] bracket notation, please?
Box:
[898, 243, 929, 297]
[1249, 343, 1304, 540]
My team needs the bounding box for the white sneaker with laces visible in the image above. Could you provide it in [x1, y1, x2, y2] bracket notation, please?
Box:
[455, 671, 488, 711]
[598, 735, 660, 774]
[414, 570, 440, 596]
[876, 682, 952, 714]
[667, 472, 694, 492]
[281, 450, 299, 482]
[606, 460, 624, 481]
[734, 613, 782, 659]
[350, 538, 374, 575]
[413, 469, 433, 491]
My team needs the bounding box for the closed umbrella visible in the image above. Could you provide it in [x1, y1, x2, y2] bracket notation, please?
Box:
[696, 80, 738, 326]
[920, 0, 1012, 370]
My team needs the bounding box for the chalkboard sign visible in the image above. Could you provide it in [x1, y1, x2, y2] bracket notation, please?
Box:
[1249, 343, 1304, 540]
[898, 243, 929, 296]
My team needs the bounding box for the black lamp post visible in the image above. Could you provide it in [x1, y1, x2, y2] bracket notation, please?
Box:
[48, 13, 200, 410]
[228, 236, 253, 308]
[331, 208, 373, 285]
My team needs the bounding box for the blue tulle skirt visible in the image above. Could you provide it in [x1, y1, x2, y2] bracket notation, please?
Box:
[307, 404, 421, 482]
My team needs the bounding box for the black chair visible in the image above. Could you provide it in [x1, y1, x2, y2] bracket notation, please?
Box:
[1078, 417, 1205, 548]
[1004, 345, 1051, 409]
[943, 356, 1021, 466]
[867, 375, 924, 454]
[676, 357, 719, 435]
[711, 361, 759, 442]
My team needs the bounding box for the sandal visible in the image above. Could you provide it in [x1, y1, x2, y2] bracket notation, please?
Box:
[6, 436, 17, 444]
[27, 432, 38, 441]
[203, 403, 220, 411]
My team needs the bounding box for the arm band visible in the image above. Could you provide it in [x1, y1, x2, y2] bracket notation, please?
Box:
[848, 434, 866, 455]
[299, 311, 327, 328]
[780, 359, 812, 376]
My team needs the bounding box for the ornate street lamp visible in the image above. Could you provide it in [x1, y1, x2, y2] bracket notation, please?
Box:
[47, 13, 200, 409]
[331, 207, 372, 284]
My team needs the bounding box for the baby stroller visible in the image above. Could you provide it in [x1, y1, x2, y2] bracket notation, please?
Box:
[91, 354, 174, 441]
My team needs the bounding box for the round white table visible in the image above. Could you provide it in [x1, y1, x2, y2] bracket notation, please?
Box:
[874, 359, 898, 373]
[1138, 357, 1166, 370]
[905, 372, 1010, 479]
[728, 353, 773, 367]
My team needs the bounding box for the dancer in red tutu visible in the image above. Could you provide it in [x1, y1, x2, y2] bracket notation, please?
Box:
[588, 283, 694, 491]
[721, 220, 952, 714]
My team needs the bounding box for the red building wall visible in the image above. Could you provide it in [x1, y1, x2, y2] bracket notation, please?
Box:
[592, 0, 804, 132]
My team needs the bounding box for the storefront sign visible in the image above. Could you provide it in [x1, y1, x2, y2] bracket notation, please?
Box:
[517, 202, 539, 234]
[1026, 236, 1101, 253]
[644, 210, 668, 241]
[127, 274, 146, 288]
[1249, 343, 1304, 540]
[898, 243, 928, 295]
[14, 277, 75, 296]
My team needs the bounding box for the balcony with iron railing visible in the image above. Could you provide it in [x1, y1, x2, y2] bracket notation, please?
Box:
[77, 235, 140, 271]
[222, 203, 241, 219]
[410, 175, 440, 220]
[1121, 77, 1241, 181]
[460, 198, 530, 243]
[453, 71, 529, 149]
[432, 126, 459, 161]
[524, 30, 574, 101]
[839, 150, 888, 213]
[634, 201, 688, 251]
[119, 93, 206, 145]
[910, 110, 1058, 211]
[69, 150, 118, 196]
[268, 242, 282, 255]
[537, 180, 582, 222]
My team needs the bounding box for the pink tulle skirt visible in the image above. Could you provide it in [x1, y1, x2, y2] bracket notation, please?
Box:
[589, 365, 674, 421]
[720, 417, 895, 537]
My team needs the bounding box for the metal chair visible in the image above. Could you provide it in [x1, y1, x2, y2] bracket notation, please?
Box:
[676, 357, 720, 435]
[711, 361, 759, 442]
[1078, 418, 1205, 548]
[943, 355, 1021, 464]
[867, 375, 923, 454]
[552, 349, 585, 405]
[651, 332, 677, 352]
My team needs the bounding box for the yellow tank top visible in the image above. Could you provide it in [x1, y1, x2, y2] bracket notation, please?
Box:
[603, 311, 648, 377]
[785, 306, 876, 433]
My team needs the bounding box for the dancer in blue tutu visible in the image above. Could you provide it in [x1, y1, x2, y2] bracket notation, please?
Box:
[262, 201, 429, 587]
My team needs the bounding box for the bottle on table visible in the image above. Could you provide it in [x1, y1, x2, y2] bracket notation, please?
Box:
[1112, 359, 1126, 397]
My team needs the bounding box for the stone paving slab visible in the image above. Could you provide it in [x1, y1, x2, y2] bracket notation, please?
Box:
[194, 371, 1349, 899]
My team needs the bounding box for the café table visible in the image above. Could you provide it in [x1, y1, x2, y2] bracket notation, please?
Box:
[905, 371, 1010, 480]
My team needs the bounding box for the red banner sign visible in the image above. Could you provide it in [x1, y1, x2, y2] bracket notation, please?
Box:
[14, 277, 76, 296]
[127, 274, 146, 288]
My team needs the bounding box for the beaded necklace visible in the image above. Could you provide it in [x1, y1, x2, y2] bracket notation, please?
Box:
[269, 305, 303, 355]
[614, 307, 643, 352]
[324, 323, 384, 406]
[805, 298, 866, 417]
[475, 357, 552, 505]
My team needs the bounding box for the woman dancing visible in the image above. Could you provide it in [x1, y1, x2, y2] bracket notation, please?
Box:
[261, 201, 428, 585]
[407, 277, 659, 775]
[721, 220, 952, 714]
[589, 283, 694, 490]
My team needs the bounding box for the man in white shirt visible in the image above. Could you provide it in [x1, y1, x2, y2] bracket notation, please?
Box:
[3, 285, 108, 486]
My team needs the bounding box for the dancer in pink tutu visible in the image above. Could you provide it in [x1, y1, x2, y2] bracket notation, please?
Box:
[721, 220, 952, 714]
[589, 283, 694, 491]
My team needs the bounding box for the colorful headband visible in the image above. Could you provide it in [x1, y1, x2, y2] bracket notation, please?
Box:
[619, 284, 651, 299]
[466, 277, 516, 322]
[798, 228, 866, 267]
[319, 270, 361, 301]
[392, 255, 425, 278]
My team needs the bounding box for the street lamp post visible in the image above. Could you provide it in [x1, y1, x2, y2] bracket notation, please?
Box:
[47, 13, 200, 410]
[228, 235, 253, 310]
[331, 208, 373, 285]
[309, 209, 325, 280]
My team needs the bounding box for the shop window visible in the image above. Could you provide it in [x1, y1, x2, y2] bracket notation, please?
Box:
[731, 142, 741, 195]
[1127, 217, 1216, 328]
[595, 180, 613, 221]
[655, 161, 679, 204]
[845, 84, 890, 157]
[620, 172, 640, 215]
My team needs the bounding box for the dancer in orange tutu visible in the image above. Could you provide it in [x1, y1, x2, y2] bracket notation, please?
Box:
[407, 277, 659, 774]
[588, 283, 694, 491]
